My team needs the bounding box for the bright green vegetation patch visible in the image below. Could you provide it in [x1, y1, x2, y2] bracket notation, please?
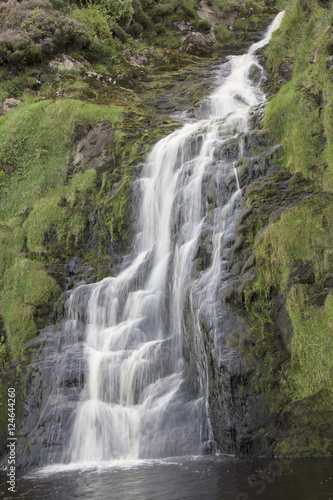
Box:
[263, 0, 333, 190]
[0, 98, 123, 361]
[0, 99, 122, 220]
[106, 170, 132, 243]
[287, 287, 333, 400]
[250, 195, 333, 400]
[0, 259, 60, 360]
[255, 196, 333, 291]
[23, 169, 97, 253]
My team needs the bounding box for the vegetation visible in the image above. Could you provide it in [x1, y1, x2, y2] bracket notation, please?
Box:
[0, 99, 122, 219]
[263, 0, 333, 190]
[242, 0, 333, 455]
[1, 259, 60, 359]
[248, 196, 333, 397]
[0, 0, 90, 68]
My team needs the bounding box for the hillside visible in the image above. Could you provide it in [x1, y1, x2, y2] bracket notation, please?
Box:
[0, 0, 332, 460]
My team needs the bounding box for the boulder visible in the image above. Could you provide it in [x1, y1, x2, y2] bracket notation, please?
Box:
[49, 55, 85, 72]
[0, 98, 21, 115]
[182, 31, 216, 57]
[73, 120, 115, 171]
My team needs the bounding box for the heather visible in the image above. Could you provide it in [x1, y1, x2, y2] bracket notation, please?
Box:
[0, 0, 90, 67]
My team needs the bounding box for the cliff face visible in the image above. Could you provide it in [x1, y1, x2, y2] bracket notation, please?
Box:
[235, 0, 333, 456]
[0, 0, 332, 463]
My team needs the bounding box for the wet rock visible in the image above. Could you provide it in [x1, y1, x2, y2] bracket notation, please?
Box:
[248, 63, 261, 84]
[243, 129, 274, 157]
[67, 256, 81, 274]
[214, 137, 239, 160]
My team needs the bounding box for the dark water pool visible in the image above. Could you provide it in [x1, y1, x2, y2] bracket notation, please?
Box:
[1, 456, 332, 500]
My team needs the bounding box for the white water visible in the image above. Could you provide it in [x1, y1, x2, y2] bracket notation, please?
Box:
[64, 12, 284, 464]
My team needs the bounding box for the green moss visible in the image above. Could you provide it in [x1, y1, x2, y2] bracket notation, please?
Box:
[287, 287, 333, 399]
[0, 99, 122, 220]
[263, 0, 333, 190]
[274, 390, 333, 457]
[23, 169, 97, 253]
[106, 170, 132, 244]
[0, 259, 60, 359]
[246, 194, 333, 404]
[255, 196, 333, 291]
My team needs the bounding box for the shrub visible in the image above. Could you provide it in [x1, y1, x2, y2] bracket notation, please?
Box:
[90, 0, 134, 28]
[110, 22, 128, 42]
[180, 0, 197, 19]
[196, 19, 211, 32]
[0, 0, 90, 68]
[154, 23, 167, 35]
[69, 5, 112, 41]
[151, 3, 175, 20]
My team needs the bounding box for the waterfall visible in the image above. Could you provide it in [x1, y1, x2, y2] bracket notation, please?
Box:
[61, 12, 284, 464]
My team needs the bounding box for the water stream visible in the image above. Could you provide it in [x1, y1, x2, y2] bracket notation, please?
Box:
[56, 12, 285, 465]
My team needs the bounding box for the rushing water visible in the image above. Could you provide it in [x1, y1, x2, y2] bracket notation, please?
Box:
[53, 12, 286, 465]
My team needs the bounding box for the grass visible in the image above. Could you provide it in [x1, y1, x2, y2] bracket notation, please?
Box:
[287, 286, 333, 399]
[0, 258, 60, 359]
[248, 0, 333, 405]
[263, 0, 333, 190]
[23, 169, 97, 253]
[0, 98, 123, 360]
[247, 193, 333, 402]
[0, 99, 122, 220]
[255, 196, 333, 290]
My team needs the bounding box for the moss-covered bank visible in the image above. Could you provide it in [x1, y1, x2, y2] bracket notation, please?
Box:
[240, 0, 333, 456]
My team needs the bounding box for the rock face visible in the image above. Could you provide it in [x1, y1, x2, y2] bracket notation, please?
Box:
[73, 120, 115, 172]
[0, 98, 21, 115]
[0, 105, 314, 467]
[49, 55, 85, 72]
[197, 0, 238, 28]
[176, 21, 216, 57]
[183, 31, 216, 57]
[6, 323, 86, 466]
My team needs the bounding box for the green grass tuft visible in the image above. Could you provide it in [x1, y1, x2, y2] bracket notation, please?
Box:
[0, 259, 60, 359]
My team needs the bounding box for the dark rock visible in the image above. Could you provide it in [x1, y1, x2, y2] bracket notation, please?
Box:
[290, 260, 315, 285]
[182, 31, 216, 57]
[324, 277, 333, 288]
[278, 60, 294, 82]
[326, 55, 333, 70]
[67, 256, 81, 274]
[248, 63, 261, 84]
[0, 98, 21, 115]
[73, 120, 115, 172]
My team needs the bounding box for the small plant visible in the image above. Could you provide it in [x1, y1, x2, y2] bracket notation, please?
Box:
[196, 19, 211, 32]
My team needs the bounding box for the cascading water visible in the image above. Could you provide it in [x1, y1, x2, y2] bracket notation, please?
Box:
[54, 12, 285, 464]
